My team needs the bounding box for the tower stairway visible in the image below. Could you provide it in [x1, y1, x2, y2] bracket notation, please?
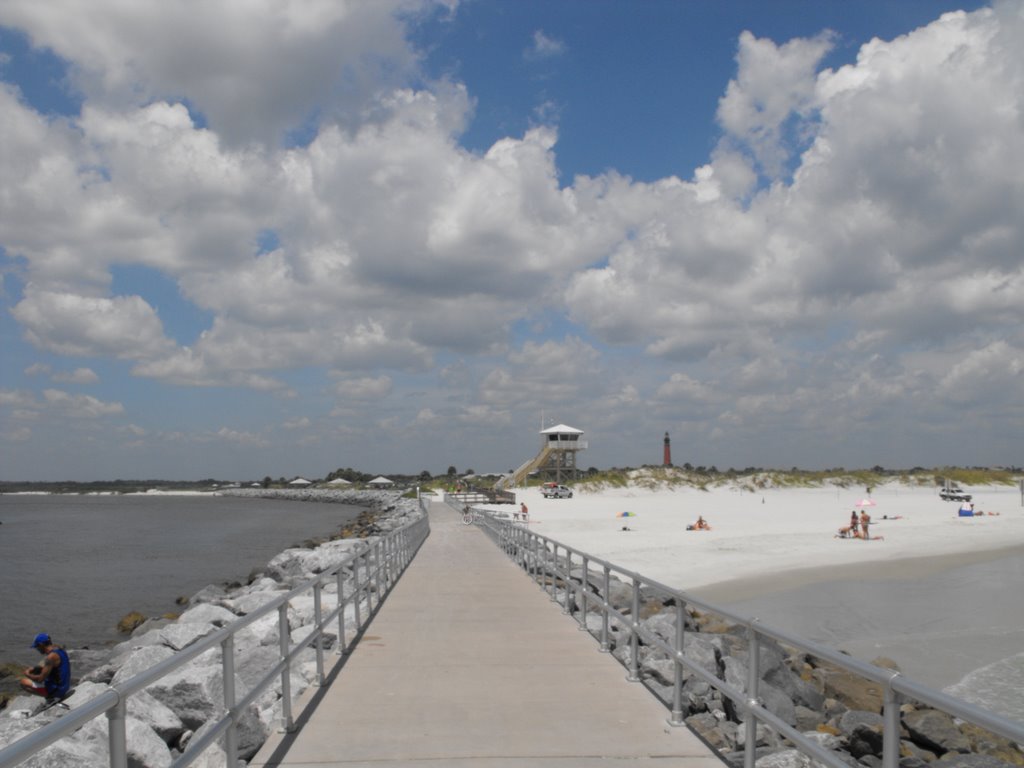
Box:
[495, 444, 553, 490]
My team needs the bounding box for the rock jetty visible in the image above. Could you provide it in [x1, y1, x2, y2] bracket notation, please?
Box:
[0, 490, 422, 768]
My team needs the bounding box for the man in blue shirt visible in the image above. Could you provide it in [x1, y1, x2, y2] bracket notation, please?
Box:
[20, 633, 72, 701]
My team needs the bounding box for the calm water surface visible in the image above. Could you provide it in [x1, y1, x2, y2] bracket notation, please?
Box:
[0, 494, 363, 662]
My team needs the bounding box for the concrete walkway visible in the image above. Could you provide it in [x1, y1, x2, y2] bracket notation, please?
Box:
[250, 501, 723, 767]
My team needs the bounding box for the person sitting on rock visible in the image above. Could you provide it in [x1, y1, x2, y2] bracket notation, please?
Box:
[20, 633, 72, 701]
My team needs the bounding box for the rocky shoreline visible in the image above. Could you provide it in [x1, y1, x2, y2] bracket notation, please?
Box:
[540, 560, 1024, 768]
[0, 490, 422, 767]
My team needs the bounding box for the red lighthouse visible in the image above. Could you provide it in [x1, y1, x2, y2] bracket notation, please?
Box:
[663, 431, 672, 467]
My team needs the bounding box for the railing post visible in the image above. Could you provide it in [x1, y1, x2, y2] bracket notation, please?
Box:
[106, 695, 128, 768]
[578, 557, 590, 630]
[882, 675, 902, 768]
[599, 564, 611, 652]
[670, 601, 686, 726]
[353, 549, 363, 631]
[627, 577, 641, 681]
[313, 581, 325, 685]
[278, 603, 295, 733]
[548, 545, 557, 600]
[374, 540, 383, 606]
[385, 536, 394, 588]
[562, 549, 572, 615]
[221, 634, 238, 764]
[336, 568, 347, 655]
[744, 623, 761, 768]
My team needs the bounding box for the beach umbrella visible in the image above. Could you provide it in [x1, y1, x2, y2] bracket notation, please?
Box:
[616, 511, 636, 518]
[855, 499, 877, 508]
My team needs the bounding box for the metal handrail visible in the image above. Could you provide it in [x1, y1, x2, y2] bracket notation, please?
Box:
[467, 508, 1024, 768]
[0, 513, 430, 768]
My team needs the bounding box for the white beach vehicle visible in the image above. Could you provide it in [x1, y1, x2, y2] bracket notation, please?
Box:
[541, 483, 573, 499]
[939, 485, 971, 502]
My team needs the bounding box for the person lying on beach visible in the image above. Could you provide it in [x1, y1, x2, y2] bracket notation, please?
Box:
[687, 516, 711, 531]
[836, 524, 858, 538]
[973, 509, 1000, 516]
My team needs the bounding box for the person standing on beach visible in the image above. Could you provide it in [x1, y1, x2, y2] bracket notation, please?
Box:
[520, 502, 528, 522]
[20, 633, 71, 700]
[850, 510, 860, 538]
[859, 510, 871, 540]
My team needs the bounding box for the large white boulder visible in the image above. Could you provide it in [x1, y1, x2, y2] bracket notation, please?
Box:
[177, 603, 239, 625]
[110, 645, 178, 687]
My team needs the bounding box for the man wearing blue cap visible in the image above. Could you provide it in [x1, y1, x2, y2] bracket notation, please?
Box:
[19, 633, 72, 702]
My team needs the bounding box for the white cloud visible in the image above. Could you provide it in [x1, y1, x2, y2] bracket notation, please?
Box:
[12, 287, 176, 359]
[0, 0, 444, 147]
[0, 389, 37, 408]
[42, 388, 124, 418]
[2, 426, 32, 442]
[525, 30, 566, 61]
[717, 30, 833, 178]
[333, 375, 393, 400]
[53, 367, 100, 384]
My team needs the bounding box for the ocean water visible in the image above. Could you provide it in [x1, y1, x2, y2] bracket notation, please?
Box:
[0, 493, 364, 664]
[945, 652, 1024, 723]
[713, 554, 1024, 723]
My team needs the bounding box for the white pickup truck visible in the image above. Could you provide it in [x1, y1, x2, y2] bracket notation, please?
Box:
[540, 484, 573, 499]
[939, 487, 971, 502]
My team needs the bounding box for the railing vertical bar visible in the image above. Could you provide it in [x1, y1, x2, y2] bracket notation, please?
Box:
[221, 634, 238, 764]
[313, 582, 325, 685]
[578, 557, 589, 630]
[353, 550, 363, 630]
[600, 565, 611, 652]
[562, 549, 572, 614]
[106, 696, 128, 768]
[627, 576, 641, 681]
[670, 601, 686, 725]
[278, 604, 295, 733]
[882, 679, 901, 768]
[336, 569, 347, 655]
[744, 625, 761, 768]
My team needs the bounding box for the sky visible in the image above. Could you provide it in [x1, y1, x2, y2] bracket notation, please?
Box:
[1, 1, 1022, 482]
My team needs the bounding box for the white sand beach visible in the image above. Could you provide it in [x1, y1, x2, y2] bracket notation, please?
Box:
[476, 480, 1024, 707]
[483, 482, 1022, 595]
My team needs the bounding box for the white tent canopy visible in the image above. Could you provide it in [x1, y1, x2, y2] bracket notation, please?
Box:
[325, 478, 352, 485]
[368, 476, 394, 485]
[289, 477, 312, 486]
